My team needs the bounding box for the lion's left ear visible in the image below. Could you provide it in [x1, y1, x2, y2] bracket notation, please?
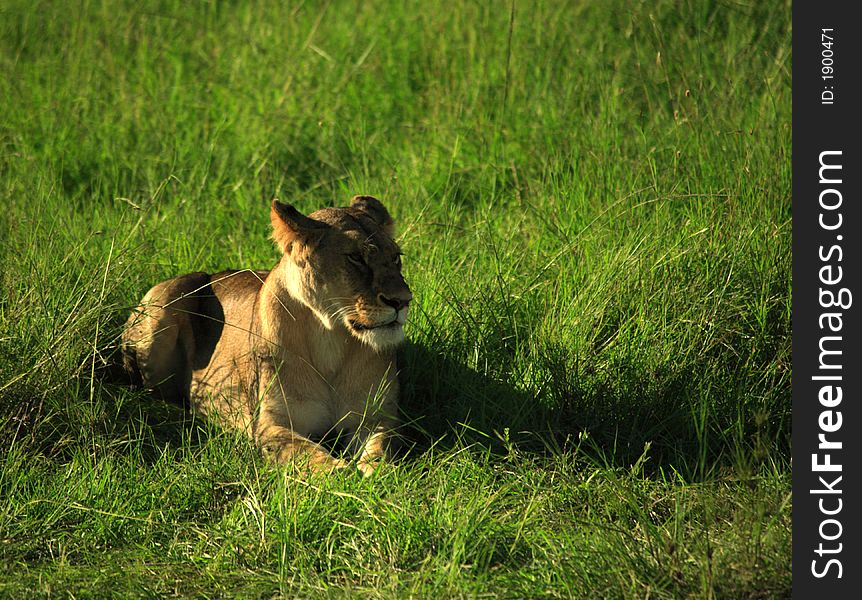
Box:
[350, 195, 395, 238]
[270, 200, 326, 254]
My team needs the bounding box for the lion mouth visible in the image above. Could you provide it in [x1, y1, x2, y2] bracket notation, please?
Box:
[349, 318, 400, 332]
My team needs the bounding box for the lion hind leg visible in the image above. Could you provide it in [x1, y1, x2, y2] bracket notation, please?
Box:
[122, 272, 210, 404]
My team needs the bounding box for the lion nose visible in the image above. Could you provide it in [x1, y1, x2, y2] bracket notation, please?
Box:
[379, 293, 412, 311]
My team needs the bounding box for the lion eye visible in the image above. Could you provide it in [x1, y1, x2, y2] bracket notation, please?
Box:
[346, 252, 366, 267]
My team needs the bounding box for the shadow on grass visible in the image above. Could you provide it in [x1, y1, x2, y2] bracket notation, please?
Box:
[0, 328, 214, 466]
[397, 340, 790, 478]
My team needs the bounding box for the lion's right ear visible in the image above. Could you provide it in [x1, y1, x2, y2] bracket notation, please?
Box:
[270, 200, 325, 253]
[350, 195, 395, 238]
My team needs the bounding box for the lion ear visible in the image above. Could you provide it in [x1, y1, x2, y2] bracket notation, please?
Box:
[270, 200, 325, 253]
[350, 195, 395, 238]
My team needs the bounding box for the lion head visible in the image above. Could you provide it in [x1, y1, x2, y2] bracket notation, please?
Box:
[269, 195, 412, 351]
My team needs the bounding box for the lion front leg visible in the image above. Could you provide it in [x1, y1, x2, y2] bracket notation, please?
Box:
[350, 420, 399, 477]
[252, 356, 348, 473]
[255, 422, 348, 472]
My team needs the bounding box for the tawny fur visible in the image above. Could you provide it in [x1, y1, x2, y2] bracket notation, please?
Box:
[122, 196, 412, 475]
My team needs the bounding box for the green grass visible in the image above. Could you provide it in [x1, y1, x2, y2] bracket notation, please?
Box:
[0, 0, 791, 597]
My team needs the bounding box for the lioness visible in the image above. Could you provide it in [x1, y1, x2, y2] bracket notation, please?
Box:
[122, 196, 412, 475]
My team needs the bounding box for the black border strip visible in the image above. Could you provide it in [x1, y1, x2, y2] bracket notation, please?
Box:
[792, 3, 861, 596]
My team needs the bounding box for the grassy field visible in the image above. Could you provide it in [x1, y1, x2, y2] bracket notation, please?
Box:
[0, 0, 791, 597]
